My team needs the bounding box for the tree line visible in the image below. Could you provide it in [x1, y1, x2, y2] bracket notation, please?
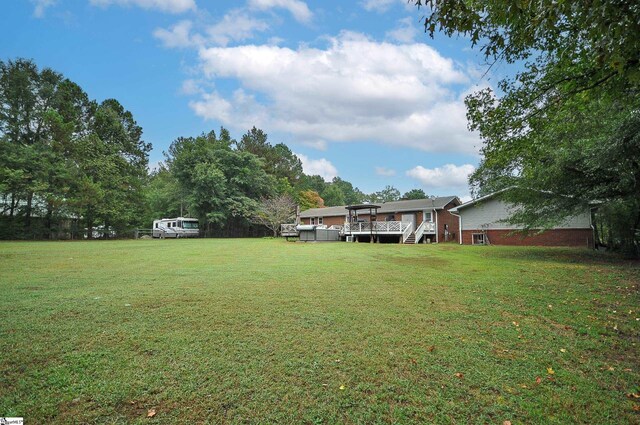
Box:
[0, 58, 426, 239]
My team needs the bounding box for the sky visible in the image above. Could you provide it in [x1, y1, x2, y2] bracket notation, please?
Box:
[1, 0, 496, 200]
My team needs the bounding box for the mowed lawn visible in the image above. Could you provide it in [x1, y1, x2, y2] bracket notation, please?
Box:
[0, 239, 638, 424]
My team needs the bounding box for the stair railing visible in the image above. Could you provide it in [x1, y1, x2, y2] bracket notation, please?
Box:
[401, 222, 414, 243]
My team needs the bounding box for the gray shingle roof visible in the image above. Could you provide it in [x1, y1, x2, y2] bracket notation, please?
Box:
[299, 196, 459, 218]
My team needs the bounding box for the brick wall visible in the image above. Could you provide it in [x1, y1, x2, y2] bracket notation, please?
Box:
[461, 228, 594, 247]
[436, 202, 460, 242]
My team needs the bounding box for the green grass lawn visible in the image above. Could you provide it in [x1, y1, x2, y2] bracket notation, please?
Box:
[0, 239, 638, 424]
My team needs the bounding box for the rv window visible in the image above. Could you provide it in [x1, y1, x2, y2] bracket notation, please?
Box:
[155, 223, 158, 228]
[182, 221, 198, 229]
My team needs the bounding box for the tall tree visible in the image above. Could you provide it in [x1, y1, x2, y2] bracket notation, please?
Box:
[402, 189, 427, 200]
[166, 129, 276, 236]
[297, 190, 324, 211]
[414, 0, 640, 254]
[370, 185, 401, 203]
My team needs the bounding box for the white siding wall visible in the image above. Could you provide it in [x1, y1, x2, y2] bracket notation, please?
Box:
[459, 198, 591, 230]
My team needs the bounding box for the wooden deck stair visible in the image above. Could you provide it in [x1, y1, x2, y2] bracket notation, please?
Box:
[404, 232, 416, 244]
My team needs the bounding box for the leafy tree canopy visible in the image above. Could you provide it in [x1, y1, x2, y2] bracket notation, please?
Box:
[415, 0, 640, 254]
[402, 189, 427, 200]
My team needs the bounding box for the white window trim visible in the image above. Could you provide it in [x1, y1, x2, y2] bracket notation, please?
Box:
[472, 233, 486, 245]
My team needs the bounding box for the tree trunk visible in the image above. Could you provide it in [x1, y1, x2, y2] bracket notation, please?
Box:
[46, 203, 53, 240]
[86, 208, 94, 240]
[24, 192, 33, 237]
[9, 193, 16, 218]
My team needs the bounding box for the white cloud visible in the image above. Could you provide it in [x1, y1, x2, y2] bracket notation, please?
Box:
[386, 17, 418, 44]
[375, 166, 396, 177]
[153, 20, 201, 48]
[154, 11, 269, 48]
[180, 79, 203, 95]
[248, 0, 312, 23]
[299, 139, 328, 150]
[31, 0, 56, 18]
[189, 32, 479, 154]
[295, 153, 338, 181]
[406, 164, 475, 189]
[360, 0, 409, 13]
[90, 0, 196, 14]
[206, 10, 269, 46]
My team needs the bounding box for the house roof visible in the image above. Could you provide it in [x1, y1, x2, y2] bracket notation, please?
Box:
[449, 187, 599, 214]
[449, 189, 510, 213]
[299, 196, 460, 218]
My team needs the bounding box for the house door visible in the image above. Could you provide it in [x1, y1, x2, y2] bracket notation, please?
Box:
[401, 213, 416, 229]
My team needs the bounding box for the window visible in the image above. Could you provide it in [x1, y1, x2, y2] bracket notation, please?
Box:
[311, 217, 316, 225]
[424, 212, 432, 222]
[318, 217, 323, 225]
[386, 214, 395, 222]
[472, 233, 485, 245]
[155, 223, 158, 228]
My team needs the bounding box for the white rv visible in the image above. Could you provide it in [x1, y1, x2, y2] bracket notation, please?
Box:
[152, 217, 199, 238]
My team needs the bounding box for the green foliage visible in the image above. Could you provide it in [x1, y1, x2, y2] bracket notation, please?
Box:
[414, 0, 640, 255]
[236, 126, 304, 184]
[0, 58, 150, 239]
[369, 185, 401, 203]
[165, 130, 276, 235]
[402, 189, 427, 200]
[297, 190, 324, 211]
[320, 184, 346, 207]
[144, 165, 183, 223]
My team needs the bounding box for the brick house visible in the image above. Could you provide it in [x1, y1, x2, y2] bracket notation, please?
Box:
[449, 191, 595, 247]
[293, 196, 461, 243]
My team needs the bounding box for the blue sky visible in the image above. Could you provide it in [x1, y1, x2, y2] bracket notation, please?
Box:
[2, 0, 494, 199]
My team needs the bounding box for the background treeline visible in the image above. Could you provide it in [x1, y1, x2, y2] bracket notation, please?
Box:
[0, 59, 424, 239]
[147, 127, 426, 237]
[0, 59, 150, 239]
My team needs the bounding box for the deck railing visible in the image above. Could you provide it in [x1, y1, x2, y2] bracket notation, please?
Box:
[402, 222, 414, 243]
[414, 221, 436, 243]
[280, 223, 298, 236]
[344, 221, 410, 234]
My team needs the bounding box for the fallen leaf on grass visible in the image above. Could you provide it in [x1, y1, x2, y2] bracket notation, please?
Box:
[547, 367, 555, 375]
[535, 376, 542, 385]
[455, 372, 464, 379]
[339, 385, 345, 390]
[147, 409, 156, 418]
[503, 421, 512, 425]
[633, 405, 640, 412]
[428, 346, 435, 353]
[626, 392, 640, 399]
[560, 349, 567, 353]
[512, 321, 519, 327]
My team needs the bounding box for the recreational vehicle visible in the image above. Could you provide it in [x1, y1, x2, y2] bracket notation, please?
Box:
[152, 217, 200, 238]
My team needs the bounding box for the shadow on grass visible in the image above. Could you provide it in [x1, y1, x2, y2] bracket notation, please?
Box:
[485, 246, 640, 268]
